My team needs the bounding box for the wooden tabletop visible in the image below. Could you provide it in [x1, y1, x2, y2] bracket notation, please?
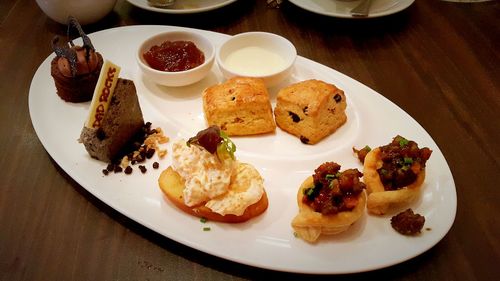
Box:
[1, 0, 499, 280]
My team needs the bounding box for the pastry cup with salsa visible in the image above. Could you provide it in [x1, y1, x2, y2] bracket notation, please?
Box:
[362, 136, 432, 215]
[291, 162, 366, 243]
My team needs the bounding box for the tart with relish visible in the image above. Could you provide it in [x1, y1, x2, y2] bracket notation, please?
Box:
[291, 162, 366, 242]
[359, 135, 432, 215]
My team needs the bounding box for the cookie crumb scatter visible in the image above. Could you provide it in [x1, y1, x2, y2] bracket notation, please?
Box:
[101, 122, 169, 176]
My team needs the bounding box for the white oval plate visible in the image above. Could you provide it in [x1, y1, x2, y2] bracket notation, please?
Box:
[127, 0, 237, 14]
[29, 25, 456, 274]
[289, 0, 415, 18]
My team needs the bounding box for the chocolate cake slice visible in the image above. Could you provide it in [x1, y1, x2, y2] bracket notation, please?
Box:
[80, 78, 144, 162]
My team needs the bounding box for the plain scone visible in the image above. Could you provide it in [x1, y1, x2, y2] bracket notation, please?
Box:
[274, 79, 347, 144]
[202, 77, 276, 136]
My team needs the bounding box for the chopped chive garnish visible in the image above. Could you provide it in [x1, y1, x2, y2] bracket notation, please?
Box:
[325, 174, 335, 180]
[306, 188, 314, 197]
[219, 130, 236, 160]
[203, 227, 211, 231]
[399, 137, 409, 147]
[200, 217, 208, 223]
[404, 157, 413, 164]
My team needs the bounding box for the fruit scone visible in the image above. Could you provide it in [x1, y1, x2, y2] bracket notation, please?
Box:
[274, 79, 347, 144]
[292, 162, 366, 243]
[158, 126, 268, 223]
[354, 136, 433, 215]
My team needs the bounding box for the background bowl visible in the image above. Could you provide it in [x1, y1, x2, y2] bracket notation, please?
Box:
[137, 31, 215, 87]
[35, 0, 117, 25]
[216, 32, 297, 87]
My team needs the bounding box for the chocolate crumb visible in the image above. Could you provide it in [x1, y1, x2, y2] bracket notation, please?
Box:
[107, 163, 114, 172]
[146, 148, 155, 159]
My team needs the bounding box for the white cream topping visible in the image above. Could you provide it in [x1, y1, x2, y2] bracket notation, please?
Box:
[205, 163, 264, 216]
[172, 139, 233, 207]
[171, 139, 264, 216]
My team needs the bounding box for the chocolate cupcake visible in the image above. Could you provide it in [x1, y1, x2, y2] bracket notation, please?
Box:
[50, 16, 103, 102]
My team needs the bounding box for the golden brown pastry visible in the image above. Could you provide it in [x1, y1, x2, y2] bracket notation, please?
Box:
[292, 162, 366, 242]
[274, 79, 346, 144]
[361, 136, 432, 215]
[202, 77, 276, 136]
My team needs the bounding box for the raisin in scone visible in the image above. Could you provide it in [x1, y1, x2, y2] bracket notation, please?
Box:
[202, 77, 276, 136]
[274, 79, 346, 144]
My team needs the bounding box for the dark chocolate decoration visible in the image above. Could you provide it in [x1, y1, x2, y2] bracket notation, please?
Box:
[51, 16, 95, 77]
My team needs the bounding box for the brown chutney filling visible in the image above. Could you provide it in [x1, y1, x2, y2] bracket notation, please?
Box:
[377, 135, 432, 191]
[302, 162, 365, 215]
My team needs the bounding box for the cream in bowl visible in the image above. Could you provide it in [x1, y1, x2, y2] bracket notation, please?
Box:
[137, 31, 215, 87]
[216, 32, 297, 87]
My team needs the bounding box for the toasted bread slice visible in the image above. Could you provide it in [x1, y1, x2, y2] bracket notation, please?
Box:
[291, 176, 366, 243]
[158, 166, 268, 223]
[364, 148, 425, 215]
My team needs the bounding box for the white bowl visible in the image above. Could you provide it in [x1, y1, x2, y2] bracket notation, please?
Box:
[216, 32, 297, 87]
[35, 0, 117, 25]
[137, 31, 215, 87]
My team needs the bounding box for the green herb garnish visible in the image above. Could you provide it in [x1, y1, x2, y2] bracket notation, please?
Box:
[186, 126, 237, 161]
[399, 137, 409, 147]
[219, 130, 236, 160]
[404, 157, 413, 164]
[305, 187, 315, 197]
[325, 174, 336, 180]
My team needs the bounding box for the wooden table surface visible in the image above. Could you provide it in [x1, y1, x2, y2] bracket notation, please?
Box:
[1, 0, 499, 280]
